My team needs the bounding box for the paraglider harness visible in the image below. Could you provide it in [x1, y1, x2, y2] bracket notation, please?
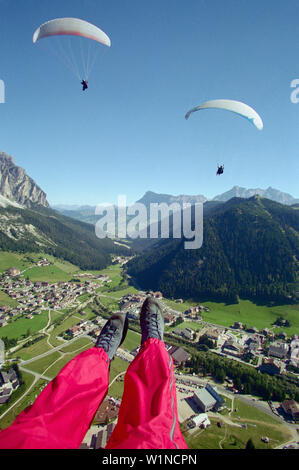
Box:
[81, 80, 88, 91]
[216, 164, 224, 175]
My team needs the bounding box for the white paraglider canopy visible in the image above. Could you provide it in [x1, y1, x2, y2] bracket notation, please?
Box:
[33, 17, 111, 47]
[32, 17, 111, 82]
[185, 99, 263, 130]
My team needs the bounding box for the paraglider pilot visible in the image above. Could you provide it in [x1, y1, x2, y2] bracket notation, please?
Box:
[216, 164, 224, 175]
[81, 79, 88, 91]
[0, 297, 188, 450]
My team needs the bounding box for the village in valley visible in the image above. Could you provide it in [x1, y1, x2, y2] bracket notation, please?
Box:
[0, 254, 298, 450]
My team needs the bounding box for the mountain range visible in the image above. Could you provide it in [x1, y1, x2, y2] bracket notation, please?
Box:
[52, 187, 299, 226]
[0, 150, 298, 303]
[0, 151, 129, 270]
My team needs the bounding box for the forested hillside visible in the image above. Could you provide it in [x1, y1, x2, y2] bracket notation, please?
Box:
[126, 197, 299, 303]
[0, 205, 130, 270]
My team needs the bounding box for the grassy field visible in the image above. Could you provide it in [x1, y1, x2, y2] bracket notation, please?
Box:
[60, 337, 93, 353]
[45, 344, 94, 379]
[15, 337, 53, 361]
[121, 329, 141, 352]
[25, 351, 62, 375]
[0, 310, 49, 340]
[97, 295, 120, 311]
[0, 251, 80, 278]
[183, 397, 293, 449]
[20, 337, 93, 380]
[107, 357, 130, 399]
[96, 265, 124, 290]
[199, 299, 299, 337]
[0, 291, 18, 308]
[166, 321, 204, 333]
[162, 297, 299, 336]
[47, 313, 83, 346]
[162, 298, 198, 312]
[0, 251, 30, 273]
[230, 399, 283, 425]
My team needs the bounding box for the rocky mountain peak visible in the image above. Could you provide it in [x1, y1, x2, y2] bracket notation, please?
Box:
[0, 150, 49, 208]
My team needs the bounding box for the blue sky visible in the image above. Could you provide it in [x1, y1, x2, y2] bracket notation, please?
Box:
[0, 0, 298, 206]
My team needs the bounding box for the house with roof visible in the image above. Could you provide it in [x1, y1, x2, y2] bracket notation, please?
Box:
[164, 313, 176, 324]
[67, 325, 82, 338]
[153, 291, 163, 299]
[91, 422, 116, 449]
[192, 389, 217, 412]
[232, 321, 244, 329]
[173, 327, 194, 341]
[259, 358, 284, 375]
[165, 345, 191, 366]
[190, 413, 211, 429]
[203, 328, 223, 346]
[0, 368, 20, 404]
[290, 340, 299, 368]
[7, 267, 20, 276]
[269, 342, 289, 359]
[281, 400, 299, 422]
[184, 306, 201, 319]
[246, 326, 259, 334]
[93, 398, 119, 425]
[222, 337, 244, 357]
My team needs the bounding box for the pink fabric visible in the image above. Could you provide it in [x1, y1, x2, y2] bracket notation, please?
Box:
[106, 338, 187, 449]
[0, 339, 187, 449]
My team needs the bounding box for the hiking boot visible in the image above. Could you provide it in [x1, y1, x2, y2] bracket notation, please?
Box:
[96, 312, 128, 361]
[140, 296, 164, 344]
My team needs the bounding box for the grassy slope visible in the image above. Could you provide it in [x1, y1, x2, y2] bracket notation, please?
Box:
[183, 398, 293, 449]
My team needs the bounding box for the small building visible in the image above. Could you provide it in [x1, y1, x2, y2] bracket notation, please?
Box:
[185, 306, 200, 318]
[173, 328, 194, 340]
[164, 313, 176, 324]
[182, 328, 194, 340]
[290, 344, 299, 368]
[92, 422, 116, 449]
[93, 399, 119, 424]
[7, 267, 20, 276]
[106, 422, 116, 442]
[222, 337, 244, 357]
[191, 413, 211, 429]
[233, 322, 243, 329]
[259, 358, 283, 375]
[68, 325, 82, 338]
[205, 383, 225, 410]
[192, 389, 217, 413]
[246, 326, 259, 334]
[153, 291, 163, 299]
[281, 400, 299, 422]
[204, 328, 223, 345]
[269, 342, 289, 359]
[277, 331, 288, 340]
[166, 345, 191, 366]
